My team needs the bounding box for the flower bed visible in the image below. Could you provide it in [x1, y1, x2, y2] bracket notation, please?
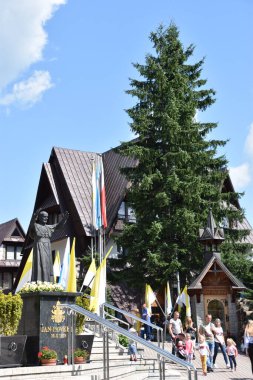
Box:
[18, 281, 64, 294]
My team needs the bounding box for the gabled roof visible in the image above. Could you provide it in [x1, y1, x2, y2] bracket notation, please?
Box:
[188, 253, 246, 290]
[51, 147, 97, 236]
[0, 218, 25, 245]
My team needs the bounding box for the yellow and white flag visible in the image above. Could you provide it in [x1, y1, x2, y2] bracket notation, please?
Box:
[83, 259, 96, 288]
[178, 285, 191, 317]
[145, 284, 156, 315]
[90, 246, 113, 314]
[15, 249, 33, 293]
[165, 281, 172, 315]
[66, 237, 77, 292]
[53, 250, 61, 282]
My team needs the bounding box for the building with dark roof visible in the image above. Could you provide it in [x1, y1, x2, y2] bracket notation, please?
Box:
[188, 210, 247, 340]
[14, 146, 136, 289]
[0, 218, 26, 291]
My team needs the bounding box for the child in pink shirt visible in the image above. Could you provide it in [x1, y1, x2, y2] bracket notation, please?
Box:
[226, 338, 238, 371]
[184, 333, 194, 363]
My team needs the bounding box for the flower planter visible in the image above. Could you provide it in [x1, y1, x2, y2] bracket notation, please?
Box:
[41, 358, 57, 366]
[74, 356, 86, 364]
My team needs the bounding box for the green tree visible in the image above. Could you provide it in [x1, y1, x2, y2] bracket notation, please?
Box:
[115, 23, 252, 290]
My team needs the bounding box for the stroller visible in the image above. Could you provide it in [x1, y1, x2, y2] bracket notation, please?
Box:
[173, 333, 187, 360]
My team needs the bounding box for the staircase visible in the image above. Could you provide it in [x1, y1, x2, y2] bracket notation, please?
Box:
[0, 335, 189, 380]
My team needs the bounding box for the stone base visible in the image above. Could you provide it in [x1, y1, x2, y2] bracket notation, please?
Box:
[18, 291, 81, 365]
[0, 335, 27, 368]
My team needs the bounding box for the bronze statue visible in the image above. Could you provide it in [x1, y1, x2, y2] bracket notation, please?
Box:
[30, 209, 69, 282]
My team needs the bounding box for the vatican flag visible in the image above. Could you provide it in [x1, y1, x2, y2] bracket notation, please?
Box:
[145, 284, 156, 315]
[15, 249, 33, 293]
[66, 237, 76, 292]
[89, 246, 113, 314]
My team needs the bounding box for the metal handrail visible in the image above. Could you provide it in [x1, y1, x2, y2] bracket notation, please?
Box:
[103, 302, 162, 331]
[61, 303, 198, 380]
[102, 302, 164, 349]
[103, 311, 130, 330]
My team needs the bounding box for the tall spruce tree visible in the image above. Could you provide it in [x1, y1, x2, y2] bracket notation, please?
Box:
[115, 24, 252, 290]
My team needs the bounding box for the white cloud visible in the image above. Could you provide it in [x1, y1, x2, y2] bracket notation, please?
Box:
[0, 0, 66, 107]
[245, 123, 253, 158]
[229, 163, 251, 190]
[0, 71, 53, 108]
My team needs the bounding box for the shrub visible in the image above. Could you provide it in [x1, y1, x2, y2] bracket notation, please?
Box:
[0, 291, 23, 335]
[118, 334, 129, 347]
[75, 293, 90, 334]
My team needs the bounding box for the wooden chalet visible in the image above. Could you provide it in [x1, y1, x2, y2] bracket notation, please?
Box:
[188, 209, 248, 340]
[14, 146, 136, 289]
[0, 218, 25, 291]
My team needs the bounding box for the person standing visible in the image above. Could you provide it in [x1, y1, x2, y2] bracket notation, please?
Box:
[184, 333, 194, 363]
[213, 318, 230, 368]
[141, 303, 152, 341]
[169, 311, 183, 355]
[226, 338, 238, 371]
[198, 335, 210, 376]
[184, 316, 197, 351]
[244, 319, 253, 374]
[198, 314, 215, 372]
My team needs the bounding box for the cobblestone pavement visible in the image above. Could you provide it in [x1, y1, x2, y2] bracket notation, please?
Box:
[139, 341, 253, 379]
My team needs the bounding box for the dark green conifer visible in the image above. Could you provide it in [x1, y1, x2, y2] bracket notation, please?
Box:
[115, 24, 252, 290]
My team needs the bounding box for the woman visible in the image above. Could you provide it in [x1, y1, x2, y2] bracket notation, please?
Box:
[184, 317, 196, 347]
[244, 319, 253, 374]
[213, 318, 229, 368]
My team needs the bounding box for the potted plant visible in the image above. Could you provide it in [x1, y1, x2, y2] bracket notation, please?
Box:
[73, 348, 89, 364]
[38, 346, 57, 366]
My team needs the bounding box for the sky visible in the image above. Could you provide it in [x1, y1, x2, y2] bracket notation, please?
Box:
[0, 0, 252, 232]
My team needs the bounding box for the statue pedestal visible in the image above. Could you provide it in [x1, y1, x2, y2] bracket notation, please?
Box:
[18, 292, 80, 365]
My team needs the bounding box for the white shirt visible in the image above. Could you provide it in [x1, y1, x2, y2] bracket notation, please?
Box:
[169, 318, 182, 336]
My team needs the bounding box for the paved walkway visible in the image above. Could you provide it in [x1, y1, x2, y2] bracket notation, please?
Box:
[139, 341, 253, 379]
[190, 348, 252, 379]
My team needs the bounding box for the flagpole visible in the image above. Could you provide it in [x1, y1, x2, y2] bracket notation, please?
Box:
[91, 237, 94, 260]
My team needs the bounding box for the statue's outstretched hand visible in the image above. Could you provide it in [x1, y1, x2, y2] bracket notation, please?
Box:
[32, 208, 42, 221]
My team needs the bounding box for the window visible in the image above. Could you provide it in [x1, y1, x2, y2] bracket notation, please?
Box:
[118, 202, 126, 220]
[16, 246, 22, 261]
[117, 202, 136, 222]
[6, 246, 15, 260]
[5, 245, 23, 260]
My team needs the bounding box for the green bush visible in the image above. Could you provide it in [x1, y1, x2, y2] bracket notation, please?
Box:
[118, 334, 129, 347]
[0, 291, 23, 335]
[75, 293, 90, 334]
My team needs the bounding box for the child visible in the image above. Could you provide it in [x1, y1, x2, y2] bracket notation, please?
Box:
[176, 340, 187, 360]
[198, 335, 210, 376]
[184, 333, 194, 363]
[226, 338, 238, 371]
[128, 326, 138, 361]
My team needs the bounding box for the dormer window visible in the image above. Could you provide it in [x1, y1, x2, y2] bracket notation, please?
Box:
[117, 202, 136, 222]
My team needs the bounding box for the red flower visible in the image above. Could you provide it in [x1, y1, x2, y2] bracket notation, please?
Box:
[41, 346, 49, 350]
[38, 352, 42, 358]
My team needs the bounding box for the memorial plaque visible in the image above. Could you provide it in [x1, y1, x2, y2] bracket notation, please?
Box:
[18, 292, 82, 365]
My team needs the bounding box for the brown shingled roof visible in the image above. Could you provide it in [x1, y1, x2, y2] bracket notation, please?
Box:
[188, 253, 246, 291]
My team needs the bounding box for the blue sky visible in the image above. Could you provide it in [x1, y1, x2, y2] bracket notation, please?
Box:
[0, 0, 252, 231]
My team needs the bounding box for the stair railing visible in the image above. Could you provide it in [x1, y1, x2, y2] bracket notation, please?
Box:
[61, 303, 198, 380]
